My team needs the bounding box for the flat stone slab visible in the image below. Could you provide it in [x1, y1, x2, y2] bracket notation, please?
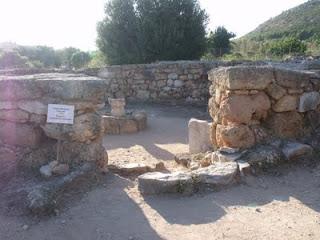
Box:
[138, 162, 240, 195]
[192, 162, 239, 189]
[282, 142, 313, 161]
[138, 172, 194, 195]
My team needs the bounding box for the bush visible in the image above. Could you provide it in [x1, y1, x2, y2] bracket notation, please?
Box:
[267, 37, 307, 56]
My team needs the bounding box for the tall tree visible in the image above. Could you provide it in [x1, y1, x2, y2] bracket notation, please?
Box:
[207, 26, 236, 57]
[97, 0, 142, 64]
[97, 0, 208, 64]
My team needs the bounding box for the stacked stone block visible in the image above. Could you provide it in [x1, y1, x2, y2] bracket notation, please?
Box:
[208, 66, 320, 149]
[0, 73, 108, 171]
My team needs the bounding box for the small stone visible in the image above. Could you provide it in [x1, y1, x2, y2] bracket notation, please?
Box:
[266, 83, 286, 100]
[49, 161, 59, 169]
[174, 80, 184, 88]
[154, 162, 166, 171]
[115, 163, 150, 176]
[219, 147, 240, 154]
[238, 161, 251, 176]
[52, 164, 70, 176]
[40, 165, 52, 178]
[200, 158, 211, 167]
[189, 161, 200, 170]
[22, 225, 29, 230]
[175, 153, 192, 167]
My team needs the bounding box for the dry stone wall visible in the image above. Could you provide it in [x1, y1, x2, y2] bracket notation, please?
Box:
[97, 61, 242, 104]
[208, 66, 320, 149]
[0, 73, 108, 174]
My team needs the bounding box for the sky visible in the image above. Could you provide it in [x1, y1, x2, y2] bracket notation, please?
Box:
[0, 0, 308, 51]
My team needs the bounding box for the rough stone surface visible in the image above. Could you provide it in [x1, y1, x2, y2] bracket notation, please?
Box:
[266, 112, 304, 138]
[219, 92, 270, 124]
[282, 142, 313, 161]
[272, 95, 298, 112]
[188, 118, 212, 154]
[138, 172, 194, 195]
[216, 124, 255, 149]
[266, 83, 287, 100]
[110, 163, 151, 176]
[192, 162, 239, 189]
[298, 92, 320, 112]
[241, 145, 284, 169]
[211, 151, 243, 163]
[209, 66, 274, 90]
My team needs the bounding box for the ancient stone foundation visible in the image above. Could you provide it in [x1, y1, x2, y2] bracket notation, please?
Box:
[0, 73, 108, 173]
[208, 66, 320, 149]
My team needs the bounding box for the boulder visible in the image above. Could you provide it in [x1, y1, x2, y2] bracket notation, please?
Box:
[282, 142, 313, 161]
[138, 172, 194, 195]
[272, 95, 298, 112]
[52, 164, 70, 176]
[192, 162, 239, 189]
[216, 124, 255, 149]
[298, 92, 320, 112]
[188, 118, 212, 154]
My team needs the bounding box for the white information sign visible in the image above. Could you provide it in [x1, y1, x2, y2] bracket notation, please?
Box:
[47, 104, 75, 125]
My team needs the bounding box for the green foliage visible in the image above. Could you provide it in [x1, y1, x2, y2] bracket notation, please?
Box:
[97, 0, 208, 64]
[70, 51, 91, 69]
[0, 51, 30, 69]
[17, 45, 59, 67]
[267, 37, 307, 56]
[88, 51, 106, 68]
[56, 47, 81, 68]
[206, 26, 235, 58]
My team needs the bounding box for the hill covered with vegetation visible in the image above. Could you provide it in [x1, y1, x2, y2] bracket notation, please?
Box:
[232, 0, 320, 59]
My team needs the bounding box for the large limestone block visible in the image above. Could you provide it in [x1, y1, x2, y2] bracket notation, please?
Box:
[208, 66, 274, 90]
[266, 112, 303, 138]
[192, 162, 239, 189]
[216, 124, 255, 149]
[102, 116, 120, 135]
[42, 113, 102, 142]
[0, 121, 43, 147]
[275, 68, 311, 89]
[298, 92, 320, 112]
[18, 101, 47, 115]
[188, 118, 212, 154]
[272, 95, 298, 112]
[138, 172, 194, 194]
[219, 92, 271, 124]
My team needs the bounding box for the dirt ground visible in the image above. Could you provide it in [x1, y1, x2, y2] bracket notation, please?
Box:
[1, 104, 320, 240]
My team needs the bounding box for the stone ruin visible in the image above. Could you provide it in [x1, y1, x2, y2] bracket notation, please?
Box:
[101, 98, 147, 135]
[137, 65, 320, 195]
[208, 66, 320, 149]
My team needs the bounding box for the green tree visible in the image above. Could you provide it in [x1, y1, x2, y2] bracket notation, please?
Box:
[97, 0, 141, 64]
[70, 51, 91, 69]
[17, 45, 58, 67]
[267, 37, 307, 56]
[0, 51, 29, 69]
[56, 47, 81, 68]
[97, 0, 208, 64]
[207, 26, 236, 57]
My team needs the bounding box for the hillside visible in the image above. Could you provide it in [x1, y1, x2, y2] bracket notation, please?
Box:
[243, 0, 320, 41]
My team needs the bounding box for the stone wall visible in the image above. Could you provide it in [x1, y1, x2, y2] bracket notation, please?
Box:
[97, 61, 243, 104]
[0, 73, 108, 174]
[208, 66, 320, 149]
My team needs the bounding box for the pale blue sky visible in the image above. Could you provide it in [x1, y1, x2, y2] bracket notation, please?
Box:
[0, 0, 308, 51]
